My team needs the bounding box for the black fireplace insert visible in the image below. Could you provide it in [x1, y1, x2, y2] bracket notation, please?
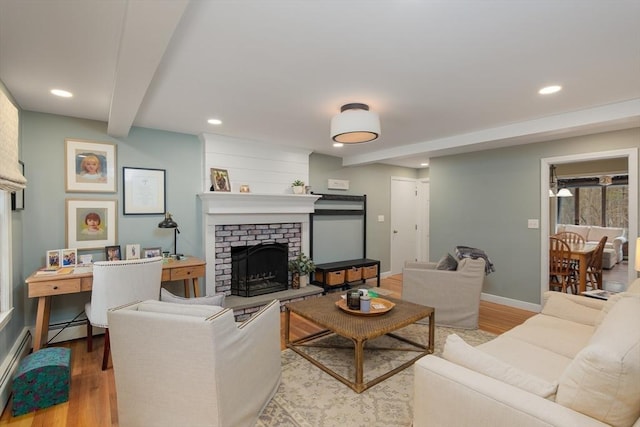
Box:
[231, 242, 288, 297]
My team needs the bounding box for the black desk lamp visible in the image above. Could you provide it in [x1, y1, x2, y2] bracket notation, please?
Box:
[158, 212, 180, 256]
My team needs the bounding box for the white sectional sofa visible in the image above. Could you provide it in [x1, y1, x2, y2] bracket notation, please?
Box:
[413, 281, 640, 427]
[555, 224, 627, 268]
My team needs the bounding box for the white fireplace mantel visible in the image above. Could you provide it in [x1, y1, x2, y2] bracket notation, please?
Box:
[198, 192, 320, 215]
[198, 192, 321, 295]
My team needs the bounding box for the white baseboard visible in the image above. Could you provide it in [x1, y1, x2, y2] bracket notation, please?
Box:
[0, 328, 31, 415]
[28, 323, 104, 347]
[481, 292, 541, 313]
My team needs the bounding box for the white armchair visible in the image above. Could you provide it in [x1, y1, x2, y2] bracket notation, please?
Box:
[107, 299, 281, 427]
[402, 257, 486, 329]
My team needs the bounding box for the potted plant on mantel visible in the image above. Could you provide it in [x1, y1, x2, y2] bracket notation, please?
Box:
[292, 179, 305, 194]
[288, 252, 316, 289]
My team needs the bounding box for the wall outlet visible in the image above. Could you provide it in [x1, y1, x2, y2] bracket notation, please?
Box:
[527, 219, 539, 229]
[378, 215, 384, 222]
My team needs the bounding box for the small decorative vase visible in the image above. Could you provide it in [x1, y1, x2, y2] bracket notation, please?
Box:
[292, 186, 304, 194]
[292, 273, 300, 289]
[299, 274, 308, 288]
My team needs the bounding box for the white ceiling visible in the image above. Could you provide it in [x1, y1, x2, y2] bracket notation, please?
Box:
[1, 0, 639, 168]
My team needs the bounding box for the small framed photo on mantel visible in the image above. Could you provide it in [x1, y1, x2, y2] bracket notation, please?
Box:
[210, 168, 231, 192]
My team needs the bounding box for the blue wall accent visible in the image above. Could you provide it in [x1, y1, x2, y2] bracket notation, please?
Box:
[20, 112, 202, 324]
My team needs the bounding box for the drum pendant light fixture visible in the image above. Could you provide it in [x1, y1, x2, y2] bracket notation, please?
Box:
[331, 103, 380, 144]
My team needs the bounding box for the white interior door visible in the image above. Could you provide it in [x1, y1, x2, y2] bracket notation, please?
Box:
[391, 177, 418, 274]
[418, 179, 430, 262]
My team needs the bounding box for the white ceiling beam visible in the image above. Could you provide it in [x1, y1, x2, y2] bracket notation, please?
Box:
[342, 99, 640, 167]
[107, 0, 190, 137]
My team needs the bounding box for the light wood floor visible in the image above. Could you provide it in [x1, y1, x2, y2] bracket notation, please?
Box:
[1, 274, 536, 427]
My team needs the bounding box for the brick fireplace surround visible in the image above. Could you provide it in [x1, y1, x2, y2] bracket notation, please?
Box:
[215, 222, 301, 295]
[198, 192, 323, 320]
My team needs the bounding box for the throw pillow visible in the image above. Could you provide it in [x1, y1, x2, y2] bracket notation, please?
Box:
[160, 288, 225, 307]
[442, 334, 558, 398]
[435, 253, 458, 271]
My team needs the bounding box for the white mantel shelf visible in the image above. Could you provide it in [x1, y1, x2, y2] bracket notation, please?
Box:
[198, 192, 321, 215]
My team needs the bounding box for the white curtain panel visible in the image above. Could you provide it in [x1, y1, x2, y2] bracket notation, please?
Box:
[0, 90, 26, 192]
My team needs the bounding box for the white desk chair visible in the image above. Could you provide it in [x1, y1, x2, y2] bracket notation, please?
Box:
[85, 257, 163, 370]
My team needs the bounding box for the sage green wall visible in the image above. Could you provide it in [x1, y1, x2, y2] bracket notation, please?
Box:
[430, 127, 640, 305]
[309, 153, 418, 272]
[20, 112, 202, 324]
[0, 80, 25, 376]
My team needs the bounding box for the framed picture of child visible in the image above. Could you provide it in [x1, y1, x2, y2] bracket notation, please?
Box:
[65, 139, 117, 193]
[66, 199, 117, 250]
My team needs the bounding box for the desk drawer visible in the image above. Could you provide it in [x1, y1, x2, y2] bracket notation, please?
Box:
[170, 265, 205, 281]
[29, 279, 81, 297]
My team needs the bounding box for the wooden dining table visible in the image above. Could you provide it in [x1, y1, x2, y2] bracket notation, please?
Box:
[563, 242, 597, 293]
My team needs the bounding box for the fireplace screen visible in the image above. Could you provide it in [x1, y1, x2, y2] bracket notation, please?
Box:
[231, 242, 288, 297]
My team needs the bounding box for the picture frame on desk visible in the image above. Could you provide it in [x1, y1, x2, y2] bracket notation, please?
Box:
[46, 249, 61, 269]
[105, 245, 122, 261]
[66, 199, 117, 250]
[61, 248, 77, 266]
[126, 244, 141, 260]
[142, 247, 161, 258]
[65, 139, 117, 193]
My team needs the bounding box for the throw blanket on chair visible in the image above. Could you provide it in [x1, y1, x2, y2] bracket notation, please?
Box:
[455, 246, 495, 275]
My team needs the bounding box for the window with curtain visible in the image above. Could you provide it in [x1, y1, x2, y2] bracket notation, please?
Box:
[0, 87, 24, 328]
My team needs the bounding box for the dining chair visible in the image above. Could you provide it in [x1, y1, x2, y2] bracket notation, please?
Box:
[85, 257, 163, 370]
[585, 235, 608, 290]
[549, 237, 575, 293]
[554, 231, 585, 245]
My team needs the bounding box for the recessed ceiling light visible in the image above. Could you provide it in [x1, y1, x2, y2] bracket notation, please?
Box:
[51, 89, 73, 98]
[207, 118, 222, 125]
[333, 142, 344, 148]
[420, 162, 429, 167]
[538, 85, 562, 95]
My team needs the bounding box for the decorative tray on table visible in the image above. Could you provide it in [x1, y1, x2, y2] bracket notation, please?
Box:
[335, 297, 395, 316]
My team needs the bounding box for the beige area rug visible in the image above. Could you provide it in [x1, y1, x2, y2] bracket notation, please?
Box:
[257, 325, 496, 427]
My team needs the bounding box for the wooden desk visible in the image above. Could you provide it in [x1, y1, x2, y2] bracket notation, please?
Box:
[565, 242, 596, 293]
[26, 257, 206, 351]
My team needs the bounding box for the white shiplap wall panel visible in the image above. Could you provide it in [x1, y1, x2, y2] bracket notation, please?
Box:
[201, 133, 311, 193]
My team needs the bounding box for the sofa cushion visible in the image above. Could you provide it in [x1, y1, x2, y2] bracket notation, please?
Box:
[435, 253, 458, 271]
[587, 225, 624, 243]
[442, 334, 558, 398]
[504, 314, 595, 359]
[541, 292, 602, 326]
[161, 288, 225, 307]
[556, 295, 640, 427]
[477, 334, 574, 383]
